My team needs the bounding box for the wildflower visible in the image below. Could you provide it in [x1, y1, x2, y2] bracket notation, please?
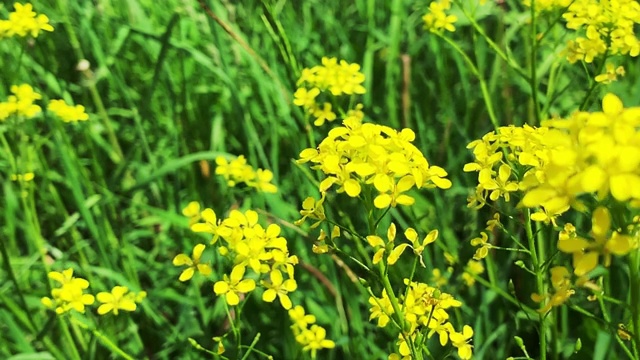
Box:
[470, 232, 491, 260]
[261, 269, 297, 310]
[182, 201, 201, 226]
[191, 208, 221, 244]
[289, 305, 317, 334]
[450, 325, 474, 359]
[298, 119, 451, 207]
[404, 227, 438, 266]
[312, 102, 337, 126]
[0, 84, 42, 120]
[96, 286, 139, 315]
[214, 155, 277, 193]
[10, 172, 35, 182]
[41, 269, 94, 314]
[0, 3, 54, 39]
[213, 265, 256, 306]
[293, 87, 320, 109]
[47, 99, 89, 122]
[595, 63, 625, 84]
[295, 325, 336, 358]
[295, 192, 326, 228]
[367, 223, 409, 265]
[172, 244, 212, 281]
[557, 207, 634, 276]
[461, 260, 484, 287]
[531, 266, 575, 313]
[423, 0, 458, 33]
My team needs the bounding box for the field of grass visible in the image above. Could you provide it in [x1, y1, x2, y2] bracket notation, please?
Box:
[2, 0, 640, 359]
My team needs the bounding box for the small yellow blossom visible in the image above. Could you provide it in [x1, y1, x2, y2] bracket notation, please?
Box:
[173, 244, 212, 281]
[0, 3, 54, 39]
[47, 99, 89, 122]
[96, 286, 140, 315]
[213, 265, 256, 306]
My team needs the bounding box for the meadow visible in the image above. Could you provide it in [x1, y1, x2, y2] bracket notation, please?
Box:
[1, 0, 640, 359]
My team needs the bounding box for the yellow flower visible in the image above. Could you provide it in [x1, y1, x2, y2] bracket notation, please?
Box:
[293, 87, 320, 109]
[96, 286, 138, 315]
[296, 325, 336, 358]
[10, 172, 35, 182]
[367, 223, 409, 265]
[261, 269, 297, 309]
[404, 227, 438, 266]
[182, 201, 201, 226]
[450, 325, 474, 360]
[213, 265, 256, 306]
[295, 193, 326, 228]
[172, 244, 212, 281]
[47, 99, 89, 122]
[1, 3, 54, 39]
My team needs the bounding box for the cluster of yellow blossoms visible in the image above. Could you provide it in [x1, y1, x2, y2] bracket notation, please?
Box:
[289, 305, 336, 358]
[466, 93, 640, 312]
[293, 57, 365, 126]
[0, 84, 42, 120]
[0, 2, 53, 39]
[214, 155, 277, 193]
[176, 205, 299, 309]
[41, 268, 145, 315]
[176, 204, 335, 355]
[529, 0, 640, 63]
[465, 94, 640, 221]
[298, 117, 451, 209]
[47, 99, 90, 123]
[0, 84, 89, 123]
[370, 280, 473, 359]
[422, 0, 458, 33]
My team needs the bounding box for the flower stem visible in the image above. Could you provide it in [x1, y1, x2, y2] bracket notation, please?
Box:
[525, 209, 547, 360]
[629, 248, 640, 358]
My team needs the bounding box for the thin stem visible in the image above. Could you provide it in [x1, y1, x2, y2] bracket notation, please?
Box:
[525, 209, 547, 360]
[529, 0, 541, 125]
[70, 317, 135, 360]
[438, 34, 501, 132]
[629, 248, 640, 358]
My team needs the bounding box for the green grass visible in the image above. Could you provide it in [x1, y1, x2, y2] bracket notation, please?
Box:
[1, 0, 639, 359]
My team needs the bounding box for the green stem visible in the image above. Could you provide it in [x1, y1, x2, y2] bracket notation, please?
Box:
[525, 209, 547, 360]
[455, 0, 529, 82]
[438, 35, 501, 132]
[58, 1, 123, 162]
[70, 317, 135, 360]
[579, 53, 608, 111]
[629, 248, 640, 358]
[529, 0, 541, 125]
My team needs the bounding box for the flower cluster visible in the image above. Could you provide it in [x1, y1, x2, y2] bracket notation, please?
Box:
[289, 305, 335, 358]
[370, 280, 473, 359]
[48, 99, 89, 122]
[41, 268, 145, 316]
[0, 2, 54, 39]
[178, 205, 299, 309]
[0, 84, 42, 121]
[595, 63, 626, 84]
[215, 155, 278, 193]
[557, 208, 635, 276]
[41, 269, 95, 314]
[96, 286, 146, 315]
[1, 84, 90, 124]
[298, 117, 451, 208]
[465, 93, 640, 221]
[562, 0, 640, 63]
[422, 0, 458, 33]
[294, 57, 365, 126]
[366, 223, 438, 267]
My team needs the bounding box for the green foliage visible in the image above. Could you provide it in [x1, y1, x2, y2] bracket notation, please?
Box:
[1, 0, 640, 359]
